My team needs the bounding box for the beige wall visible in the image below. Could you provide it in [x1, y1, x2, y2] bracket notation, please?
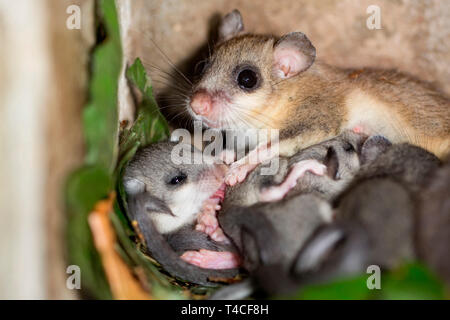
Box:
[0, 0, 93, 299]
[117, 0, 450, 102]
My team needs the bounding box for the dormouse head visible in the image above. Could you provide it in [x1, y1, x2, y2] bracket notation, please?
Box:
[123, 141, 227, 234]
[323, 131, 368, 180]
[186, 9, 316, 131]
[322, 132, 392, 180]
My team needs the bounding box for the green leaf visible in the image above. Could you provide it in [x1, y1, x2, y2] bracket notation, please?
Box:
[108, 57, 190, 299]
[66, 0, 122, 299]
[68, 0, 209, 298]
[379, 263, 445, 300]
[284, 262, 446, 300]
[115, 58, 169, 183]
[294, 274, 372, 300]
[110, 57, 224, 298]
[126, 58, 148, 93]
[66, 166, 113, 299]
[83, 0, 122, 173]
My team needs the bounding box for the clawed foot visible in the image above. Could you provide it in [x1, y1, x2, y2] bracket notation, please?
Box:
[180, 249, 241, 269]
[260, 159, 327, 202]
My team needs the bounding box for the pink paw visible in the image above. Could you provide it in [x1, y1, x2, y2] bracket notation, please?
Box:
[196, 200, 220, 232]
[290, 159, 327, 179]
[225, 163, 254, 186]
[180, 249, 241, 269]
[195, 210, 230, 243]
[259, 187, 289, 203]
[196, 207, 231, 243]
[260, 159, 327, 202]
[210, 228, 230, 243]
[196, 211, 219, 235]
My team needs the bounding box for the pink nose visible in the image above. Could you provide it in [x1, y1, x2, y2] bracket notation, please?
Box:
[190, 90, 212, 116]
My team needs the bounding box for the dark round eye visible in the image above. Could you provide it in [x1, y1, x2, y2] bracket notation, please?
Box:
[343, 142, 355, 152]
[169, 174, 187, 185]
[237, 69, 258, 90]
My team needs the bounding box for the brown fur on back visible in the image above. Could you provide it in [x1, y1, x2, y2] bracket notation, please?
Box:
[267, 62, 450, 158]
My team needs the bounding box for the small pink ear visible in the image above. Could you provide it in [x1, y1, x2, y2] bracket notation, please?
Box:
[273, 48, 308, 79]
[272, 32, 316, 79]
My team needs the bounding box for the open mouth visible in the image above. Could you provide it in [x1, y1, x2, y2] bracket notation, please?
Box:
[209, 183, 226, 203]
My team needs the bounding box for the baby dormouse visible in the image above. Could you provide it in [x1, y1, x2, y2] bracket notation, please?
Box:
[290, 144, 443, 292]
[186, 10, 450, 186]
[216, 141, 443, 296]
[127, 192, 239, 286]
[123, 141, 226, 235]
[215, 132, 387, 294]
[123, 141, 240, 285]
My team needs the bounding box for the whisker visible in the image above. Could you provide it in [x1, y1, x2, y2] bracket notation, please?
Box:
[242, 109, 275, 127]
[150, 79, 190, 96]
[148, 38, 193, 86]
[207, 41, 212, 60]
[170, 109, 191, 123]
[273, 77, 292, 87]
[157, 97, 188, 103]
[233, 106, 274, 128]
[232, 103, 277, 123]
[145, 68, 189, 86]
[157, 103, 185, 111]
[145, 64, 192, 91]
[228, 106, 252, 130]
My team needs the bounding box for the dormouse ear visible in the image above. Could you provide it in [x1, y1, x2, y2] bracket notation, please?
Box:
[128, 192, 175, 227]
[293, 223, 369, 277]
[273, 32, 316, 79]
[143, 195, 174, 217]
[123, 178, 146, 195]
[294, 227, 345, 273]
[360, 135, 392, 165]
[218, 9, 244, 43]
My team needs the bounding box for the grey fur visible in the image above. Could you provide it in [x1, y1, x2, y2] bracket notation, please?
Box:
[417, 158, 450, 286]
[290, 143, 443, 293]
[128, 193, 238, 286]
[222, 131, 370, 212]
[220, 194, 332, 274]
[218, 137, 445, 296]
[123, 141, 239, 286]
[215, 131, 380, 295]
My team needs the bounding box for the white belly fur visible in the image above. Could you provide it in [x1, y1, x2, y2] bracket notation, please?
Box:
[344, 89, 409, 143]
